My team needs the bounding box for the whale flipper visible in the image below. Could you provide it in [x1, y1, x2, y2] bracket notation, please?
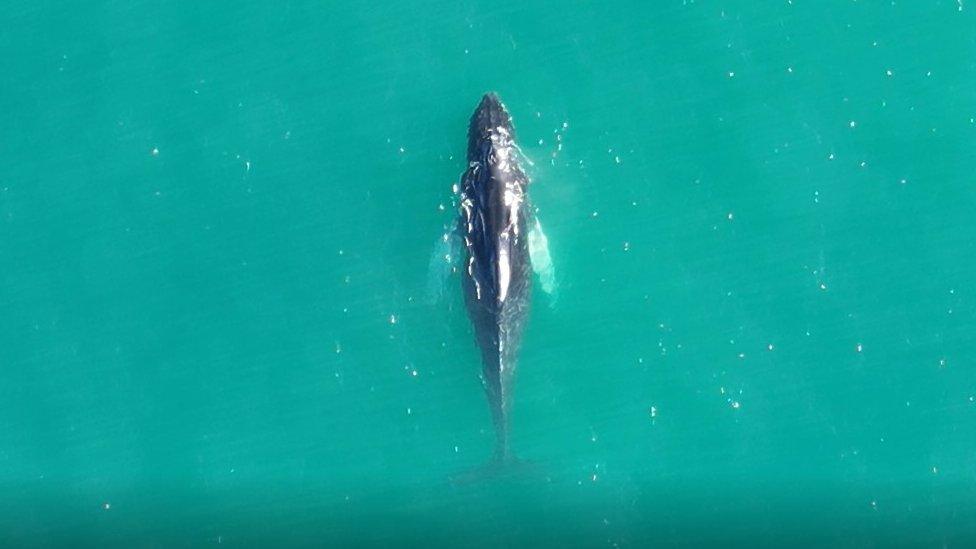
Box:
[528, 217, 556, 299]
[426, 230, 461, 304]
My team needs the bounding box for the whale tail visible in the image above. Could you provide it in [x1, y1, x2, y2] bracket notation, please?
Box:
[445, 366, 530, 485]
[450, 451, 538, 485]
[482, 349, 517, 460]
[490, 425, 513, 467]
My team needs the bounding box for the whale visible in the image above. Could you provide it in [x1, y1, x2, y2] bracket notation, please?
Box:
[458, 93, 535, 464]
[427, 93, 554, 469]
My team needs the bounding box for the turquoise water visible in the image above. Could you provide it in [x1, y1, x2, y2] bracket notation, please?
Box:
[3, 1, 976, 545]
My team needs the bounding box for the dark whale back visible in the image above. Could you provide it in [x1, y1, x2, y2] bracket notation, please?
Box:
[458, 93, 533, 463]
[460, 93, 531, 313]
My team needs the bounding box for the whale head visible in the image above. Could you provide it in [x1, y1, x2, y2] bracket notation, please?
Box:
[468, 92, 515, 158]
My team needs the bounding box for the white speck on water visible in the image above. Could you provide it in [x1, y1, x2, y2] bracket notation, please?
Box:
[819, 282, 827, 290]
[623, 241, 630, 251]
[849, 120, 857, 128]
[728, 71, 735, 78]
[411, 369, 418, 377]
[538, 139, 544, 145]
[727, 212, 734, 221]
[767, 344, 774, 351]
[406, 407, 412, 415]
[886, 69, 893, 77]
[398, 146, 405, 154]
[614, 156, 621, 164]
[856, 343, 863, 353]
[738, 352, 746, 359]
[335, 341, 342, 354]
[787, 66, 793, 73]
[731, 401, 741, 409]
[103, 503, 111, 510]
[649, 405, 658, 418]
[900, 178, 907, 185]
[151, 147, 159, 156]
[860, 161, 867, 168]
[591, 211, 599, 218]
[939, 358, 947, 368]
[389, 314, 397, 325]
[871, 500, 878, 509]
[827, 153, 834, 160]
[932, 466, 939, 474]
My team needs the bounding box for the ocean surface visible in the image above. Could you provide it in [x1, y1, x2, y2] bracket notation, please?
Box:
[2, 1, 975, 545]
